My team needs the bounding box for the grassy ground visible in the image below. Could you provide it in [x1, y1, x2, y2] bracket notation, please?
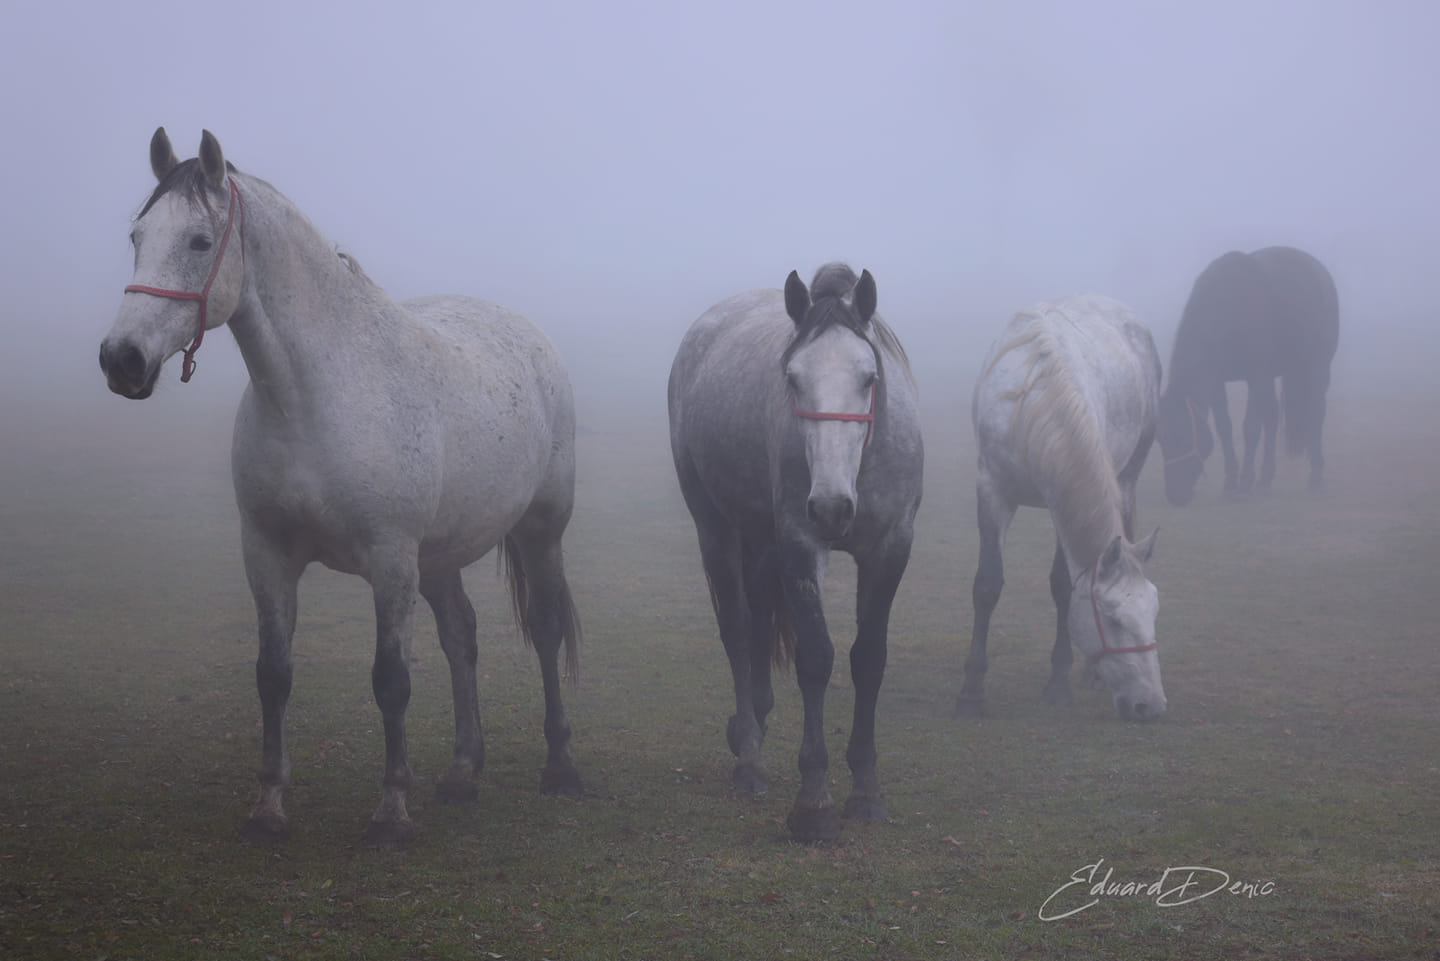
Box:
[2, 371, 1438, 960]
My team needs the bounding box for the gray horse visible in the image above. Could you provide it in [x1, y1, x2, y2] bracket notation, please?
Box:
[99, 128, 582, 844]
[956, 295, 1165, 721]
[668, 264, 923, 841]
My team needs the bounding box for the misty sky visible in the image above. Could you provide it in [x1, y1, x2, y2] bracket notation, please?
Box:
[2, 0, 1437, 414]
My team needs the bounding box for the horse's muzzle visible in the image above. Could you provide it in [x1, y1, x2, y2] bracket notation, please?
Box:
[807, 495, 855, 541]
[1116, 695, 1166, 722]
[99, 340, 157, 399]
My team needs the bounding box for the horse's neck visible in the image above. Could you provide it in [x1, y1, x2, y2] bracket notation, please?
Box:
[1036, 408, 1127, 576]
[228, 181, 398, 415]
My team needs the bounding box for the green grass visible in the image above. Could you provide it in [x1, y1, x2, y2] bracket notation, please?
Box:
[2, 380, 1438, 959]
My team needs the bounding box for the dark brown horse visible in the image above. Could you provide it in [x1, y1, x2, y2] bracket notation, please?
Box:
[1157, 246, 1339, 505]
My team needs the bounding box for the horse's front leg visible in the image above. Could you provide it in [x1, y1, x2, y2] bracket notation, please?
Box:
[363, 547, 421, 845]
[1042, 540, 1075, 707]
[1211, 381, 1240, 494]
[844, 529, 912, 822]
[238, 523, 303, 844]
[956, 481, 1011, 718]
[779, 538, 840, 842]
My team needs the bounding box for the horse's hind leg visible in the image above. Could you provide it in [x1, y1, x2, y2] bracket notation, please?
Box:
[677, 458, 768, 792]
[420, 569, 483, 802]
[741, 540, 779, 766]
[363, 546, 423, 845]
[844, 530, 913, 822]
[1305, 367, 1331, 493]
[238, 523, 303, 844]
[1244, 377, 1279, 493]
[1041, 540, 1076, 707]
[505, 527, 583, 796]
[956, 478, 1011, 718]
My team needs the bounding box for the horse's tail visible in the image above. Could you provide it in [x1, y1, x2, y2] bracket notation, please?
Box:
[700, 569, 796, 671]
[500, 535, 581, 685]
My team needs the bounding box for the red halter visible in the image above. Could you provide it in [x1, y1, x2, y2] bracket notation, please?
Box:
[1079, 555, 1158, 667]
[793, 381, 876, 448]
[123, 175, 245, 383]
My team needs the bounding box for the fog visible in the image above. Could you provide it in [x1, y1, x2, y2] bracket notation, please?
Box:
[3, 0, 1438, 472]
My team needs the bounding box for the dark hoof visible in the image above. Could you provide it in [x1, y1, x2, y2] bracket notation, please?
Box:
[434, 778, 479, 804]
[540, 764, 583, 796]
[1041, 681, 1074, 707]
[952, 695, 986, 719]
[360, 818, 414, 846]
[787, 803, 843, 842]
[239, 814, 289, 845]
[731, 761, 770, 794]
[842, 793, 888, 823]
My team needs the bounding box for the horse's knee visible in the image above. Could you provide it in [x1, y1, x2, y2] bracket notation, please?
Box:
[371, 654, 411, 713]
[255, 656, 292, 705]
[973, 571, 1002, 612]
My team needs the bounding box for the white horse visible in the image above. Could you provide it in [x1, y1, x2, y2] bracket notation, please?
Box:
[956, 294, 1166, 721]
[99, 128, 582, 844]
[668, 264, 924, 841]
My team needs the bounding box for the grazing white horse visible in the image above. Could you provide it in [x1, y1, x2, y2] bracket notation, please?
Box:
[99, 128, 582, 844]
[956, 294, 1166, 721]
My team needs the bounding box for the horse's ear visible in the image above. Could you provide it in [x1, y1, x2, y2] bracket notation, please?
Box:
[150, 127, 179, 182]
[198, 130, 227, 189]
[1097, 535, 1125, 580]
[784, 270, 810, 327]
[1133, 527, 1159, 564]
[854, 269, 877, 324]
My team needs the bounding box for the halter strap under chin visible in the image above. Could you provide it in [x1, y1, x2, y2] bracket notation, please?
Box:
[792, 381, 876, 448]
[1078, 555, 1158, 666]
[1163, 396, 1207, 467]
[123, 175, 245, 384]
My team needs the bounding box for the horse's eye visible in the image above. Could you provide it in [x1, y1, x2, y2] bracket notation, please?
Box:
[785, 372, 800, 393]
[862, 372, 878, 389]
[189, 236, 213, 252]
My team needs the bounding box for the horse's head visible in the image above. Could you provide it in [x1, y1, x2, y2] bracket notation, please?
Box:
[100, 128, 246, 398]
[1156, 390, 1212, 506]
[782, 264, 880, 541]
[1069, 531, 1166, 721]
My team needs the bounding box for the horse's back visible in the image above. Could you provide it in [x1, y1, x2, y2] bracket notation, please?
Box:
[405, 293, 577, 520]
[1181, 247, 1338, 374]
[975, 294, 1159, 418]
[1249, 247, 1340, 364]
[974, 294, 1159, 505]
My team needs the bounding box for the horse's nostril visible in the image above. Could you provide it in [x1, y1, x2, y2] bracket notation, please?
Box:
[119, 344, 146, 384]
[807, 497, 855, 537]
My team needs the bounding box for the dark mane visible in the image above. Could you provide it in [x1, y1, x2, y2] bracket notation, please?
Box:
[136, 157, 239, 220]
